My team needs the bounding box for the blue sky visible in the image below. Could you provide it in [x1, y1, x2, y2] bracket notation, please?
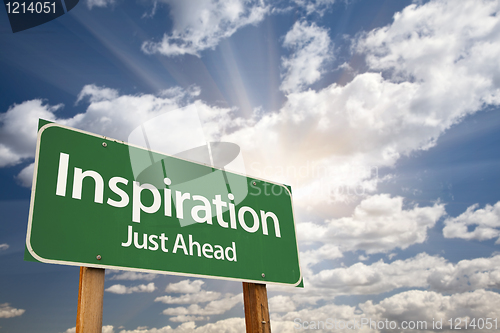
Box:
[1, 0, 500, 332]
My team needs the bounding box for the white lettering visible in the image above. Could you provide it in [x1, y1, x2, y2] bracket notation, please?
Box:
[121, 225, 133, 247]
[107, 177, 129, 208]
[225, 242, 237, 261]
[189, 234, 201, 256]
[214, 245, 224, 260]
[260, 211, 281, 238]
[172, 234, 188, 255]
[175, 191, 190, 219]
[212, 195, 228, 228]
[72, 168, 104, 203]
[238, 207, 259, 233]
[202, 243, 213, 258]
[55, 152, 69, 196]
[148, 234, 158, 251]
[191, 195, 213, 224]
[159, 233, 168, 252]
[134, 231, 147, 249]
[132, 182, 161, 223]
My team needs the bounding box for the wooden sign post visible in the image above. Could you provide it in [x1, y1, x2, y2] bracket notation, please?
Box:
[243, 282, 271, 333]
[76, 267, 105, 333]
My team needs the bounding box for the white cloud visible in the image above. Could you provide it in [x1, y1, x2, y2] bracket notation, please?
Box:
[298, 194, 445, 254]
[299, 243, 343, 278]
[0, 303, 25, 318]
[280, 21, 332, 93]
[224, 0, 500, 208]
[357, 0, 500, 105]
[141, 0, 268, 57]
[63, 325, 114, 333]
[169, 315, 208, 323]
[103, 326, 115, 333]
[118, 318, 245, 333]
[0, 100, 60, 167]
[165, 279, 205, 294]
[7, 0, 500, 208]
[293, 0, 336, 16]
[360, 289, 500, 332]
[85, 0, 115, 10]
[108, 271, 158, 281]
[155, 291, 221, 304]
[15, 162, 34, 187]
[358, 254, 369, 261]
[427, 255, 500, 293]
[76, 84, 119, 103]
[157, 280, 231, 318]
[105, 282, 156, 294]
[443, 201, 500, 243]
[0, 85, 232, 186]
[305, 253, 500, 298]
[273, 289, 500, 333]
[117, 323, 192, 333]
[162, 293, 242, 317]
[268, 295, 296, 313]
[308, 252, 444, 296]
[0, 244, 9, 251]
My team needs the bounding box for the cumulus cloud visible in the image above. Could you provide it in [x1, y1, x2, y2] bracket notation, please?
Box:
[85, 0, 115, 10]
[361, 289, 500, 332]
[357, 0, 500, 104]
[108, 271, 158, 281]
[0, 100, 60, 167]
[7, 0, 500, 208]
[443, 201, 500, 243]
[0, 303, 25, 318]
[0, 84, 232, 186]
[293, 0, 336, 16]
[76, 84, 119, 103]
[298, 194, 445, 254]
[3, 0, 500, 206]
[165, 279, 205, 294]
[155, 291, 221, 304]
[162, 293, 243, 319]
[280, 21, 332, 93]
[169, 315, 209, 323]
[105, 282, 156, 294]
[118, 318, 245, 333]
[273, 289, 500, 333]
[305, 253, 500, 298]
[156, 280, 240, 321]
[15, 162, 34, 187]
[308, 253, 444, 295]
[0, 244, 9, 251]
[63, 325, 114, 333]
[299, 243, 343, 277]
[427, 255, 500, 293]
[141, 0, 268, 57]
[268, 295, 296, 313]
[223, 0, 500, 208]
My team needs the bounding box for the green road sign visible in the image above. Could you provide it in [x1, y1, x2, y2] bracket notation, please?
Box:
[26, 121, 302, 286]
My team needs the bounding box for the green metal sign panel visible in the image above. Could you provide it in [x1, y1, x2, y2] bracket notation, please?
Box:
[26, 122, 302, 286]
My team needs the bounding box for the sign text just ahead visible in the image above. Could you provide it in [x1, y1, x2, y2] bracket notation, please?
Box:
[26, 123, 302, 286]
